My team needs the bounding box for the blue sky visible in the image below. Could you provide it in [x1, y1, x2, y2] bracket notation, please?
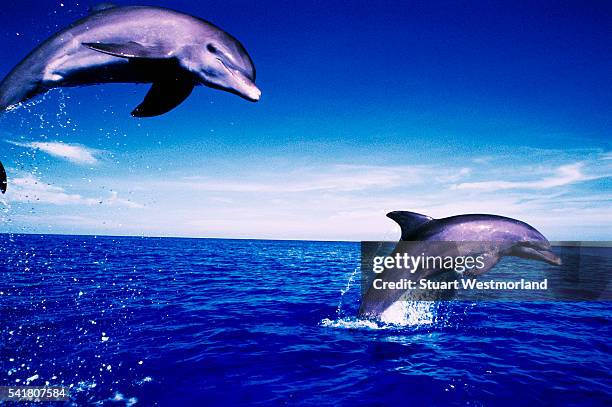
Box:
[0, 0, 610, 240]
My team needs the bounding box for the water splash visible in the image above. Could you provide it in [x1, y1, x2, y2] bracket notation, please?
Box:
[320, 317, 387, 330]
[380, 300, 437, 325]
[335, 266, 359, 318]
[321, 301, 440, 330]
[322, 266, 444, 329]
[0, 89, 78, 234]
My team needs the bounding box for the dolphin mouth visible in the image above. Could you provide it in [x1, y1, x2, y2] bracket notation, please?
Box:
[524, 247, 563, 266]
[217, 58, 261, 102]
[538, 249, 563, 266]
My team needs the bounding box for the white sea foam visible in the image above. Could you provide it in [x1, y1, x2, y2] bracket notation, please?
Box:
[380, 301, 436, 326]
[321, 301, 437, 331]
[320, 317, 386, 330]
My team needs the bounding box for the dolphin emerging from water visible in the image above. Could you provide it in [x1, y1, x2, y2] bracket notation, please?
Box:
[359, 211, 562, 318]
[0, 4, 260, 117]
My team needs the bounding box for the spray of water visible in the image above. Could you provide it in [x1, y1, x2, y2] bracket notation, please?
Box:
[0, 90, 77, 233]
[321, 266, 444, 330]
[335, 266, 359, 318]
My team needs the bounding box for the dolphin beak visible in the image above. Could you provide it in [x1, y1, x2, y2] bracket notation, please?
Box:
[537, 249, 563, 266]
[516, 246, 562, 266]
[218, 59, 261, 102]
[240, 80, 261, 102]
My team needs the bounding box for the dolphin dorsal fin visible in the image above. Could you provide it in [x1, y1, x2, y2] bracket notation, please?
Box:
[387, 211, 433, 240]
[89, 3, 117, 13]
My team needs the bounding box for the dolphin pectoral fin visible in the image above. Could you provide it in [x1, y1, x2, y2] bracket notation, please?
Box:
[132, 78, 195, 117]
[83, 42, 171, 59]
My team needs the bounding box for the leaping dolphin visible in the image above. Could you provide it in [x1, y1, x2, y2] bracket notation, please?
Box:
[0, 4, 260, 117]
[359, 211, 562, 318]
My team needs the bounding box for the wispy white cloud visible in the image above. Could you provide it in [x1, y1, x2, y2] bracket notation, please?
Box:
[7, 140, 102, 165]
[105, 191, 144, 209]
[10, 173, 100, 205]
[453, 163, 601, 191]
[471, 156, 494, 164]
[6, 173, 143, 208]
[173, 164, 465, 193]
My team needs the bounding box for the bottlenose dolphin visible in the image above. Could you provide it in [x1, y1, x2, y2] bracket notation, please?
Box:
[0, 4, 260, 117]
[0, 161, 6, 194]
[359, 211, 562, 318]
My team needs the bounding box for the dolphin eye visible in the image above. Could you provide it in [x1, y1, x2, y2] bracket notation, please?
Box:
[207, 44, 218, 53]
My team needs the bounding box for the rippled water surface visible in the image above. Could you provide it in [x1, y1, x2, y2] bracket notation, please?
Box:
[1, 235, 610, 406]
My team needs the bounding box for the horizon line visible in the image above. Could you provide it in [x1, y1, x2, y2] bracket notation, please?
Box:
[0, 232, 610, 247]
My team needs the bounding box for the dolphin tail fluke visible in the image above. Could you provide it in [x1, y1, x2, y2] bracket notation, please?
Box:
[0, 160, 7, 194]
[132, 77, 195, 117]
[0, 78, 23, 111]
[0, 71, 47, 113]
[387, 211, 433, 240]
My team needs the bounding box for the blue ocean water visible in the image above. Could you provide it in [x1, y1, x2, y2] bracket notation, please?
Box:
[0, 234, 610, 406]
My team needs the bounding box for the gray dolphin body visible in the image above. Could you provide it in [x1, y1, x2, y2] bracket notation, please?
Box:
[359, 211, 562, 318]
[0, 4, 260, 117]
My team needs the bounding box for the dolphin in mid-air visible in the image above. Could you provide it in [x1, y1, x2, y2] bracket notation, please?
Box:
[0, 4, 260, 117]
[359, 211, 562, 318]
[0, 161, 6, 194]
